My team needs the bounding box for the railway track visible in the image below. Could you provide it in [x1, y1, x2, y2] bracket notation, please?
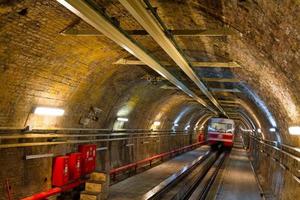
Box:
[142, 148, 228, 200]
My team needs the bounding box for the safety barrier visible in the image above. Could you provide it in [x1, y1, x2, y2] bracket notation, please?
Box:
[248, 135, 300, 178]
[21, 180, 84, 200]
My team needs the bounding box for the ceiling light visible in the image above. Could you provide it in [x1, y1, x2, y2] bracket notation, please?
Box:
[185, 125, 190, 130]
[269, 128, 276, 132]
[117, 117, 129, 122]
[34, 107, 64, 116]
[288, 126, 300, 135]
[257, 128, 261, 133]
[153, 121, 161, 126]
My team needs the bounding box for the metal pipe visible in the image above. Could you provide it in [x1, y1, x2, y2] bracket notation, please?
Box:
[119, 0, 227, 116]
[0, 132, 198, 149]
[25, 154, 54, 160]
[0, 130, 194, 139]
[56, 0, 216, 114]
[21, 179, 83, 200]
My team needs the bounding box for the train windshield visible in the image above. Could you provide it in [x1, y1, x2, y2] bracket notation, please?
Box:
[208, 122, 233, 133]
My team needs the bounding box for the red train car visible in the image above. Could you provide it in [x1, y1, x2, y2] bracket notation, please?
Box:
[207, 118, 235, 148]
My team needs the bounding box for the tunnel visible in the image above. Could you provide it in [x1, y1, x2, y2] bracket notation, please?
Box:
[0, 0, 299, 199]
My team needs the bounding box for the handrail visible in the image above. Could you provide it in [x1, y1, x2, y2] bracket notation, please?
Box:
[0, 127, 203, 133]
[109, 141, 206, 180]
[21, 179, 84, 200]
[0, 131, 198, 139]
[248, 135, 300, 178]
[248, 135, 300, 157]
[0, 130, 204, 149]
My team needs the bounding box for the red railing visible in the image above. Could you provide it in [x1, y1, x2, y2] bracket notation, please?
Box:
[109, 141, 205, 180]
[21, 180, 84, 200]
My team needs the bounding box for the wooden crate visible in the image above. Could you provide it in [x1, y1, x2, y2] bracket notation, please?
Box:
[85, 181, 102, 193]
[80, 191, 101, 200]
[90, 172, 107, 182]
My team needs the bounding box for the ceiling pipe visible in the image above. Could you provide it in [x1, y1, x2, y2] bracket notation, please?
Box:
[119, 0, 227, 117]
[57, 0, 217, 114]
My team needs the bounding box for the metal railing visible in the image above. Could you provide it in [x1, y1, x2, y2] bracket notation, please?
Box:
[0, 128, 203, 149]
[248, 135, 300, 179]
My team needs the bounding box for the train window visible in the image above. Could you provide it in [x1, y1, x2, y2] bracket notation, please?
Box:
[208, 122, 233, 133]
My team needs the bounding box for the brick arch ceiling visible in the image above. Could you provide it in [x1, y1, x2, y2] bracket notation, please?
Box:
[0, 0, 299, 146]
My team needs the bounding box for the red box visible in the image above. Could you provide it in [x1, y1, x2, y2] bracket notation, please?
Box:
[79, 144, 96, 175]
[68, 152, 82, 180]
[52, 156, 69, 186]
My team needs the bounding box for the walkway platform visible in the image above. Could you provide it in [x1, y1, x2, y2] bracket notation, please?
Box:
[215, 136, 262, 200]
[109, 145, 210, 200]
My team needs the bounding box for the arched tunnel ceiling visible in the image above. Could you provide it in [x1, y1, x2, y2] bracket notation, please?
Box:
[0, 0, 299, 146]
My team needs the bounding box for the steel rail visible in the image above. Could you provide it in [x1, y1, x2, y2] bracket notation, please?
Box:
[189, 152, 226, 200]
[142, 150, 212, 200]
[119, 0, 227, 116]
[56, 0, 216, 114]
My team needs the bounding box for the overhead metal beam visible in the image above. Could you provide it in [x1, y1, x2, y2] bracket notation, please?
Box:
[227, 111, 256, 130]
[201, 78, 240, 83]
[159, 85, 178, 90]
[210, 88, 241, 93]
[57, 0, 217, 114]
[119, 0, 227, 116]
[113, 58, 241, 68]
[61, 27, 235, 36]
[221, 104, 240, 107]
[218, 100, 240, 104]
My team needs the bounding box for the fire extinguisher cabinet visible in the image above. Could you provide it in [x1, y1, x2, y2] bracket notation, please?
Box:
[52, 156, 69, 187]
[79, 144, 97, 175]
[68, 152, 82, 180]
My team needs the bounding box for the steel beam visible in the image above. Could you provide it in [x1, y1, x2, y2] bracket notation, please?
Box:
[113, 58, 241, 68]
[218, 100, 240, 104]
[61, 27, 235, 36]
[221, 104, 240, 107]
[202, 78, 240, 83]
[119, 0, 227, 116]
[57, 0, 217, 113]
[210, 88, 241, 93]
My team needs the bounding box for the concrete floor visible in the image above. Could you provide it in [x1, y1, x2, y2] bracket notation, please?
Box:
[215, 136, 262, 200]
[109, 145, 210, 200]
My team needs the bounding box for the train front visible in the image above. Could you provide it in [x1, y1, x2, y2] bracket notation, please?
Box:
[207, 118, 235, 148]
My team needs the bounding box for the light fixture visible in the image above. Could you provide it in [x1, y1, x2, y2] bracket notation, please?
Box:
[288, 126, 300, 135]
[185, 125, 190, 130]
[173, 123, 179, 127]
[153, 121, 161, 126]
[34, 107, 64, 116]
[257, 128, 261, 133]
[269, 128, 276, 132]
[240, 127, 253, 132]
[117, 117, 129, 122]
